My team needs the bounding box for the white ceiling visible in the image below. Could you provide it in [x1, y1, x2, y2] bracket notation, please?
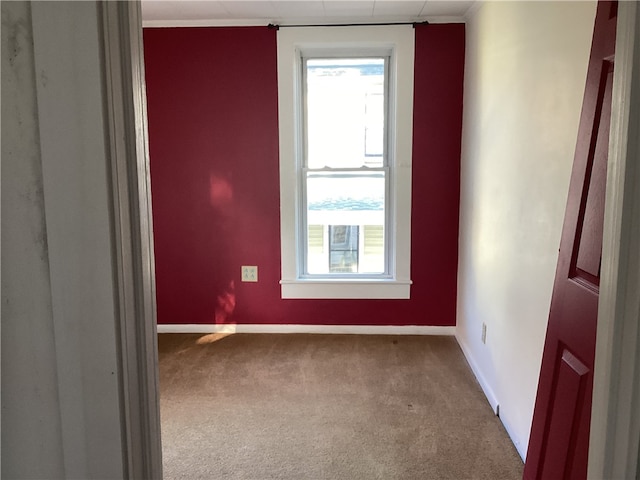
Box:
[141, 1, 475, 26]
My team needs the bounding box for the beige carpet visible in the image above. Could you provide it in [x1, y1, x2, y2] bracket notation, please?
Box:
[158, 333, 523, 479]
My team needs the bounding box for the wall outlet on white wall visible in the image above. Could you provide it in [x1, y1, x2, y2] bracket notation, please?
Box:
[481, 323, 487, 344]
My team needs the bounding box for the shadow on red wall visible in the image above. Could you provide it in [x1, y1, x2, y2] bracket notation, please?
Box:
[144, 24, 464, 326]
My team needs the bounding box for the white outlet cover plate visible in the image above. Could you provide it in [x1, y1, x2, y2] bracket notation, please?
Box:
[242, 266, 258, 282]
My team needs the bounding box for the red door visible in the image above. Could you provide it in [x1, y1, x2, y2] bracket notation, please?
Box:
[523, 2, 617, 479]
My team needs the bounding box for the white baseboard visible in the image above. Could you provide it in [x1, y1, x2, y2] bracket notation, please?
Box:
[499, 409, 528, 462]
[455, 334, 527, 461]
[455, 334, 500, 414]
[157, 324, 456, 336]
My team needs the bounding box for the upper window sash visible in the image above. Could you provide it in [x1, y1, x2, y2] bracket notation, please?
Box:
[301, 55, 390, 171]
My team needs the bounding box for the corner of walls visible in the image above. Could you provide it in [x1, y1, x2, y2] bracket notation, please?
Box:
[456, 0, 597, 463]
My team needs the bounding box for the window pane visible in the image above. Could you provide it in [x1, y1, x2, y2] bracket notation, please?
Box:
[307, 224, 325, 254]
[306, 171, 385, 274]
[305, 58, 385, 169]
[329, 226, 359, 273]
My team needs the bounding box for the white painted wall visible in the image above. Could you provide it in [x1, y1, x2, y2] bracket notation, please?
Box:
[457, 0, 596, 460]
[2, 3, 65, 477]
[2, 2, 125, 477]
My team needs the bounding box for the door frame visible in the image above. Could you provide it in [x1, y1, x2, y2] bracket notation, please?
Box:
[104, 2, 640, 478]
[588, 1, 640, 478]
[100, 2, 162, 478]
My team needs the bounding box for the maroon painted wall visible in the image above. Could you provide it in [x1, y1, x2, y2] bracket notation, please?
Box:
[144, 24, 464, 326]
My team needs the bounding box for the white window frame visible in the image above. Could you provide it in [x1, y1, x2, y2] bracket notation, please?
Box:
[277, 26, 414, 299]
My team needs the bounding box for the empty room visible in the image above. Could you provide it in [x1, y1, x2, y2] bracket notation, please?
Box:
[3, 1, 639, 479]
[140, 0, 628, 478]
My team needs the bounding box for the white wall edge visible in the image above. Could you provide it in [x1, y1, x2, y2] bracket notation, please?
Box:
[157, 324, 456, 336]
[455, 335, 499, 414]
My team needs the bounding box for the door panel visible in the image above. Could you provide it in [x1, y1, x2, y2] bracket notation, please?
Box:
[573, 62, 613, 287]
[539, 349, 589, 480]
[523, 2, 617, 479]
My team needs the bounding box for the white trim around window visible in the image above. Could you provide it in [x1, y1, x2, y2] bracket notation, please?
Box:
[276, 25, 414, 299]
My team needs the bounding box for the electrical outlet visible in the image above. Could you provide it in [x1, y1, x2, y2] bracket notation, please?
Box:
[481, 323, 487, 344]
[241, 266, 258, 282]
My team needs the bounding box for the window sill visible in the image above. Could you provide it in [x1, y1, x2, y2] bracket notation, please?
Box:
[280, 278, 412, 299]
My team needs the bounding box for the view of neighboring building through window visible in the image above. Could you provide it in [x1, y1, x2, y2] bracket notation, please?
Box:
[303, 57, 387, 275]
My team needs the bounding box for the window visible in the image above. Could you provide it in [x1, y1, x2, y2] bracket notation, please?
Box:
[305, 56, 387, 275]
[277, 26, 414, 299]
